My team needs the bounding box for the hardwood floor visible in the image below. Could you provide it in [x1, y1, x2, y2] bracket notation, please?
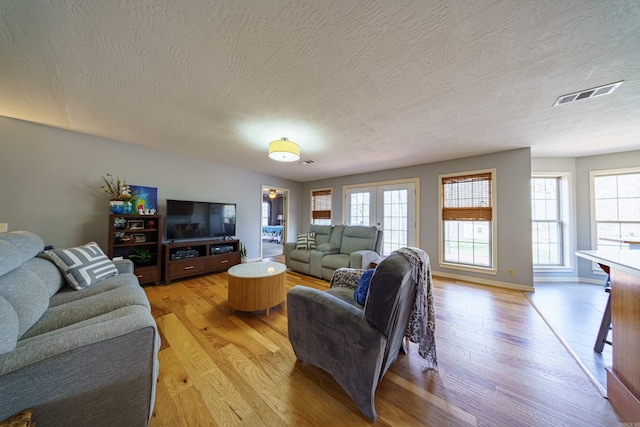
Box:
[526, 281, 612, 394]
[144, 265, 622, 426]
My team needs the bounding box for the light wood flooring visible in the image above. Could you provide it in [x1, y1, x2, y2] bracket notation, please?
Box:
[527, 281, 612, 394]
[144, 264, 622, 426]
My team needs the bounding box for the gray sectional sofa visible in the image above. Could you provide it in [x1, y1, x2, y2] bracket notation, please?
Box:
[0, 230, 160, 426]
[284, 224, 382, 280]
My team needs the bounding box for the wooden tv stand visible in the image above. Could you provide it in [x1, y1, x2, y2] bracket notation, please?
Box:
[163, 239, 240, 284]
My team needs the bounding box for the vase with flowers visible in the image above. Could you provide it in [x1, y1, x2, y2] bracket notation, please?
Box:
[101, 173, 136, 214]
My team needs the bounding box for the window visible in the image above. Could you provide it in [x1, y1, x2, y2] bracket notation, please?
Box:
[591, 169, 640, 249]
[311, 189, 332, 225]
[349, 191, 370, 226]
[382, 188, 409, 255]
[261, 202, 269, 226]
[530, 173, 572, 270]
[440, 170, 495, 271]
[344, 180, 418, 256]
[531, 177, 562, 265]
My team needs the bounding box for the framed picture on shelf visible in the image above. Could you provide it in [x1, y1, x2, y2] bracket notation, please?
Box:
[129, 185, 158, 213]
[131, 233, 146, 243]
[127, 219, 144, 230]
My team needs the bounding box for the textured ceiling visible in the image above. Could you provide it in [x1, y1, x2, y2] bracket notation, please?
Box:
[1, 0, 639, 182]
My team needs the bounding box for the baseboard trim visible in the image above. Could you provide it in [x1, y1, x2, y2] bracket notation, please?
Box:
[533, 276, 605, 285]
[534, 276, 580, 283]
[434, 271, 534, 292]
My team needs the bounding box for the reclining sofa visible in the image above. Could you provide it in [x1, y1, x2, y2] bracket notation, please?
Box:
[0, 230, 160, 426]
[284, 224, 382, 280]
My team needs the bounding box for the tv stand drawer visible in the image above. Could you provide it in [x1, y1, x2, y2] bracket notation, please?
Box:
[167, 257, 207, 279]
[134, 265, 160, 285]
[208, 253, 240, 272]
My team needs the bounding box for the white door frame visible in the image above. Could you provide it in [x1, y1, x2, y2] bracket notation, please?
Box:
[260, 185, 289, 259]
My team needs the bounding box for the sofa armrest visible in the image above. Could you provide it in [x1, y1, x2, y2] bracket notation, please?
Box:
[284, 242, 297, 265]
[350, 250, 381, 270]
[0, 305, 159, 425]
[113, 259, 134, 274]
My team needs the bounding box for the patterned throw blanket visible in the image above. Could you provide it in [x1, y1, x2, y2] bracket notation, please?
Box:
[397, 247, 438, 371]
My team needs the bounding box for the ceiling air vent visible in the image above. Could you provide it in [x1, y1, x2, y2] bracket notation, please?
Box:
[553, 81, 623, 107]
[301, 159, 315, 165]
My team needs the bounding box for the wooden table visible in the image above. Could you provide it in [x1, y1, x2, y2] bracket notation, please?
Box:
[227, 262, 286, 315]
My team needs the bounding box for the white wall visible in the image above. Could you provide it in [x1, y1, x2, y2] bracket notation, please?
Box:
[0, 116, 301, 259]
[299, 148, 534, 290]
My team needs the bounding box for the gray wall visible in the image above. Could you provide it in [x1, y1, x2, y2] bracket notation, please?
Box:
[0, 116, 301, 260]
[299, 148, 534, 289]
[4, 113, 634, 287]
[532, 151, 640, 283]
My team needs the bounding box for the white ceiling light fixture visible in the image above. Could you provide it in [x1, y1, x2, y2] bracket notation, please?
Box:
[553, 81, 624, 106]
[268, 137, 300, 162]
[268, 189, 277, 199]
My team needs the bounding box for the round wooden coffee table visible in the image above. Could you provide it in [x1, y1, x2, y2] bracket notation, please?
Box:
[227, 262, 286, 315]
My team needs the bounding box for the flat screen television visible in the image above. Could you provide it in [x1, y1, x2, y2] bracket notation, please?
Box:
[165, 199, 236, 241]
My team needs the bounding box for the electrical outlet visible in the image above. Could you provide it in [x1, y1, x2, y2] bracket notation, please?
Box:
[508, 269, 515, 276]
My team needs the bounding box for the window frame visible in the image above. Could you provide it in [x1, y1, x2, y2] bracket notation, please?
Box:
[531, 172, 573, 272]
[438, 168, 497, 274]
[343, 178, 420, 256]
[590, 167, 640, 248]
[311, 188, 332, 226]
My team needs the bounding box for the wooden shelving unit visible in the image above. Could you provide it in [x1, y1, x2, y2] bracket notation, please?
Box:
[107, 214, 163, 285]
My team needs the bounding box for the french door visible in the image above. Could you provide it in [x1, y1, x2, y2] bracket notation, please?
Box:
[344, 181, 417, 255]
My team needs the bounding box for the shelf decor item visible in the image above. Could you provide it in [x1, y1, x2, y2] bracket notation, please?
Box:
[109, 200, 133, 214]
[240, 242, 247, 263]
[101, 173, 136, 214]
[128, 247, 152, 266]
[127, 219, 144, 230]
[131, 233, 146, 242]
[129, 185, 158, 213]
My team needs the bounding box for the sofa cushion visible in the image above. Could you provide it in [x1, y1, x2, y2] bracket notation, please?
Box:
[20, 284, 150, 339]
[0, 240, 22, 277]
[309, 225, 333, 246]
[49, 273, 140, 307]
[321, 254, 351, 270]
[0, 266, 49, 338]
[325, 286, 363, 309]
[354, 269, 375, 305]
[296, 232, 317, 250]
[0, 296, 18, 355]
[24, 256, 65, 297]
[290, 249, 312, 263]
[43, 242, 119, 290]
[340, 226, 378, 255]
[329, 225, 345, 247]
[316, 242, 339, 252]
[0, 231, 45, 264]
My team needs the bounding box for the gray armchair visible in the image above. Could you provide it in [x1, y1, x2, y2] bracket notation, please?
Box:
[287, 250, 421, 421]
